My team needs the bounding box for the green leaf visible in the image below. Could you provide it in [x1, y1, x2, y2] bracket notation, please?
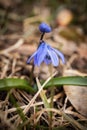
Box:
[0, 78, 35, 93]
[0, 76, 87, 92]
[45, 76, 87, 88]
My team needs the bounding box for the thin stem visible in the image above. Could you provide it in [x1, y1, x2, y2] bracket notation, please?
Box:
[38, 32, 45, 48]
[29, 65, 34, 85]
[40, 32, 45, 41]
[49, 86, 54, 130]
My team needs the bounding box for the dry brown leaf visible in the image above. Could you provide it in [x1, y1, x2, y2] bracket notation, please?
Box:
[63, 69, 87, 117]
[77, 43, 87, 58]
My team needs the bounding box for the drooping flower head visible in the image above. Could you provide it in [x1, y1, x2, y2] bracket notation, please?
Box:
[27, 22, 65, 67]
[27, 41, 65, 67]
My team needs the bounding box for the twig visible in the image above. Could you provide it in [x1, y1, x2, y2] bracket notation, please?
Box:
[7, 92, 63, 114]
[0, 38, 24, 54]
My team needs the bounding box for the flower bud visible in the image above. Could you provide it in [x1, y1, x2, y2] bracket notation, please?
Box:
[39, 22, 52, 33]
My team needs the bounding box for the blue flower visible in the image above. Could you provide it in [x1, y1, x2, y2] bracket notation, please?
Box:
[39, 22, 52, 33]
[27, 41, 65, 67]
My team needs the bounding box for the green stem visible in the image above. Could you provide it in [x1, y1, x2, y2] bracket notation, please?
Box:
[36, 77, 52, 129]
[48, 65, 55, 130]
[49, 85, 55, 130]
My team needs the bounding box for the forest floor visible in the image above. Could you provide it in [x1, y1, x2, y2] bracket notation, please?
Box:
[0, 1, 87, 130]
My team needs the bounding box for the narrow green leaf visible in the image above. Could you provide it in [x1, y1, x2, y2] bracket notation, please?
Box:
[45, 76, 87, 88]
[0, 78, 35, 93]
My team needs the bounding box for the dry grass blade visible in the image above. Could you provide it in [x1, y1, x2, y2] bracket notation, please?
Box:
[23, 71, 57, 115]
[65, 109, 87, 119]
[6, 92, 63, 115]
[15, 72, 57, 126]
[62, 112, 87, 130]
[36, 77, 50, 109]
[0, 38, 24, 54]
[0, 111, 17, 130]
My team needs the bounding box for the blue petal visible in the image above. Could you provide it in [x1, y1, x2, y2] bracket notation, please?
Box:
[39, 22, 52, 33]
[33, 42, 48, 66]
[44, 54, 52, 64]
[52, 48, 65, 64]
[47, 48, 59, 66]
[34, 54, 38, 65]
[27, 51, 37, 64]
